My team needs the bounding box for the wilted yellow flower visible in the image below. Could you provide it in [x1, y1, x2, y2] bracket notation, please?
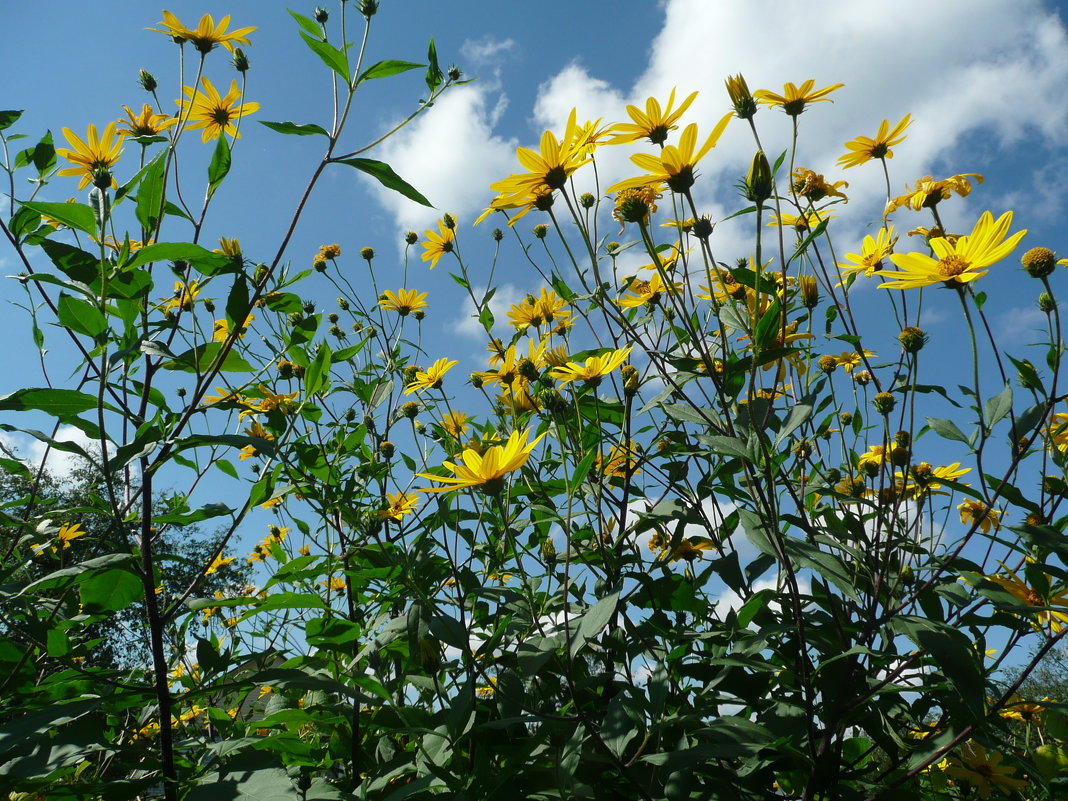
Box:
[885, 173, 982, 214]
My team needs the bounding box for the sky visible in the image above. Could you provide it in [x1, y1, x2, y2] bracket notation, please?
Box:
[3, 1, 1068, 591]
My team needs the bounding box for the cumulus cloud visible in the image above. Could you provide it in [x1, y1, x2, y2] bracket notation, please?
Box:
[448, 281, 527, 339]
[367, 84, 517, 236]
[0, 425, 102, 483]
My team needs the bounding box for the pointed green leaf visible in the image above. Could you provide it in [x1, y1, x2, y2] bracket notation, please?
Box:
[357, 59, 423, 86]
[259, 120, 330, 137]
[305, 344, 332, 396]
[984, 384, 1013, 428]
[426, 37, 443, 92]
[288, 9, 322, 38]
[335, 157, 433, 207]
[19, 201, 96, 235]
[300, 32, 349, 79]
[0, 110, 23, 131]
[925, 416, 973, 445]
[125, 242, 230, 273]
[207, 136, 231, 197]
[135, 152, 167, 231]
[56, 294, 107, 338]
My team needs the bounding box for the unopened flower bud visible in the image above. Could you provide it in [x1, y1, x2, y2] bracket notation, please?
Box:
[691, 216, 715, 240]
[413, 310, 425, 321]
[359, 0, 378, 17]
[1043, 475, 1067, 496]
[344, 408, 357, 422]
[414, 420, 426, 434]
[203, 299, 216, 314]
[621, 364, 640, 396]
[313, 256, 328, 272]
[442, 213, 455, 230]
[893, 430, 911, 448]
[232, 48, 250, 73]
[303, 301, 316, 314]
[579, 192, 595, 209]
[447, 64, 462, 81]
[540, 538, 557, 563]
[743, 150, 773, 205]
[288, 312, 303, 326]
[853, 370, 873, 386]
[840, 412, 853, 426]
[492, 228, 503, 242]
[470, 373, 484, 389]
[138, 69, 158, 92]
[314, 6, 329, 23]
[379, 440, 394, 458]
[176, 387, 187, 398]
[327, 312, 339, 323]
[401, 401, 419, 420]
[518, 358, 539, 381]
[1039, 292, 1056, 313]
[873, 392, 896, 415]
[337, 297, 349, 311]
[361, 247, 375, 261]
[799, 275, 820, 309]
[403, 365, 421, 385]
[818, 355, 837, 373]
[725, 73, 757, 120]
[898, 326, 927, 354]
[533, 224, 548, 239]
[404, 231, 418, 245]
[1022, 246, 1057, 278]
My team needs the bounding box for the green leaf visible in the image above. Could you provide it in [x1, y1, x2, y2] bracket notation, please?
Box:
[335, 157, 433, 207]
[163, 343, 254, 374]
[0, 110, 23, 131]
[259, 119, 330, 137]
[984, 383, 1013, 429]
[570, 592, 618, 658]
[125, 242, 230, 273]
[135, 151, 167, 231]
[19, 200, 96, 235]
[357, 59, 423, 86]
[300, 32, 349, 79]
[56, 294, 107, 338]
[754, 298, 782, 350]
[207, 136, 232, 197]
[39, 239, 100, 283]
[80, 568, 142, 614]
[288, 9, 322, 38]
[925, 416, 973, 445]
[699, 435, 749, 460]
[240, 593, 330, 620]
[775, 401, 813, 447]
[15, 130, 55, 174]
[425, 37, 443, 92]
[226, 276, 251, 328]
[305, 344, 332, 396]
[0, 387, 99, 417]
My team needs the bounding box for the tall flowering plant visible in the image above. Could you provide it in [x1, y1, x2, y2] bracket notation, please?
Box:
[2, 7, 1068, 801]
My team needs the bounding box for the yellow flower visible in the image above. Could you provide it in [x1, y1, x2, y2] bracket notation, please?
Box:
[507, 288, 572, 331]
[379, 288, 428, 316]
[1044, 412, 1068, 453]
[441, 410, 470, 439]
[598, 441, 641, 478]
[420, 218, 456, 268]
[958, 499, 1002, 534]
[322, 576, 347, 592]
[551, 346, 633, 387]
[837, 227, 897, 278]
[985, 564, 1068, 631]
[768, 209, 833, 232]
[405, 357, 459, 395]
[834, 350, 875, 373]
[488, 113, 592, 203]
[178, 77, 259, 142]
[116, 104, 177, 139]
[205, 553, 235, 575]
[213, 313, 254, 342]
[897, 461, 971, 499]
[607, 117, 732, 194]
[754, 79, 844, 116]
[617, 272, 681, 309]
[476, 340, 547, 388]
[945, 742, 1027, 798]
[378, 491, 418, 522]
[56, 122, 122, 190]
[791, 168, 847, 202]
[837, 114, 912, 169]
[418, 428, 544, 493]
[998, 696, 1047, 724]
[661, 536, 716, 563]
[879, 211, 1026, 289]
[886, 173, 982, 214]
[151, 10, 255, 53]
[609, 88, 699, 145]
[160, 280, 200, 314]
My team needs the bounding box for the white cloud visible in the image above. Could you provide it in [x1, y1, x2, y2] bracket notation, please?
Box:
[996, 305, 1049, 344]
[0, 425, 102, 483]
[461, 36, 516, 67]
[368, 84, 517, 235]
[448, 281, 526, 339]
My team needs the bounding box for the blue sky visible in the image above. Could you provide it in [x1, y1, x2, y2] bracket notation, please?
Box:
[3, 0, 1068, 573]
